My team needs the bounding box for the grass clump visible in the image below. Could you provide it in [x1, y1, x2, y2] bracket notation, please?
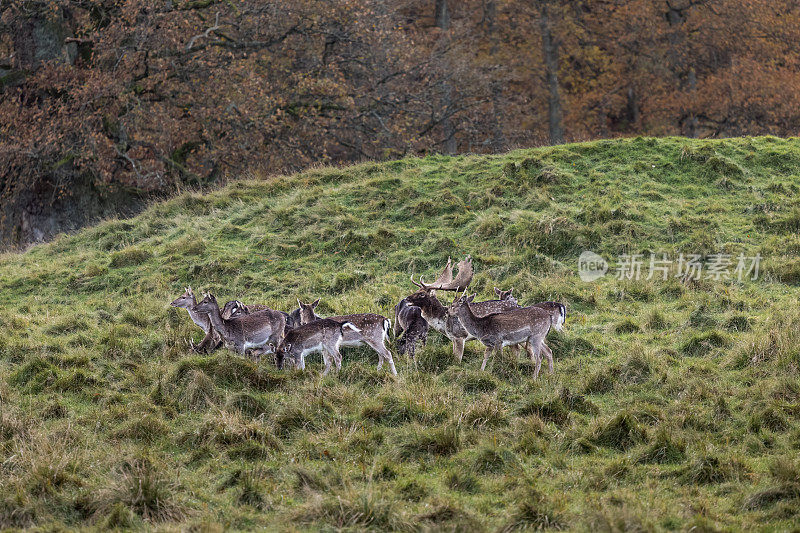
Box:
[500, 488, 565, 532]
[589, 411, 647, 451]
[636, 429, 686, 464]
[680, 330, 727, 356]
[396, 424, 462, 458]
[90, 456, 186, 523]
[294, 490, 412, 531]
[109, 247, 152, 267]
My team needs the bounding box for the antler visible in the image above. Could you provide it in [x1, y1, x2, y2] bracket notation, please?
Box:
[411, 255, 473, 292]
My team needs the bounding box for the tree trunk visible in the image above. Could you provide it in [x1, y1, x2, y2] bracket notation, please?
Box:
[484, 0, 507, 152]
[539, 2, 564, 145]
[436, 0, 456, 154]
[435, 0, 450, 30]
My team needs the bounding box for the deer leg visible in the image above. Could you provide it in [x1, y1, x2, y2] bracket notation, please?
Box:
[542, 342, 554, 374]
[453, 337, 465, 362]
[366, 339, 397, 376]
[526, 340, 542, 380]
[480, 344, 494, 371]
[510, 344, 522, 360]
[321, 349, 333, 376]
[332, 348, 343, 371]
[194, 329, 215, 353]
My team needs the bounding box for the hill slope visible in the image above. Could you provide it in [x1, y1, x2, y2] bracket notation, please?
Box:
[1, 137, 799, 530]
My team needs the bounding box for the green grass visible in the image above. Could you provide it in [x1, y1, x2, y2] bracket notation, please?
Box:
[1, 136, 800, 529]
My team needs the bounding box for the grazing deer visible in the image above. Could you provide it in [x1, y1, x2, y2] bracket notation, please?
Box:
[298, 299, 398, 375]
[222, 300, 302, 329]
[273, 319, 360, 375]
[170, 287, 222, 353]
[393, 298, 429, 364]
[448, 294, 554, 378]
[192, 293, 286, 361]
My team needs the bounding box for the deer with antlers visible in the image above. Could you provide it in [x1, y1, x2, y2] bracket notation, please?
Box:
[406, 257, 566, 368]
[406, 256, 518, 361]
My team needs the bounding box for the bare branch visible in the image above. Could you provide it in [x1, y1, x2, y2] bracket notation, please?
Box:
[186, 11, 220, 51]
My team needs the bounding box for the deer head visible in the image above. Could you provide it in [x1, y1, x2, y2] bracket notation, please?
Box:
[170, 286, 196, 308]
[192, 292, 218, 314]
[494, 287, 514, 300]
[297, 298, 320, 324]
[222, 300, 246, 320]
[411, 255, 473, 292]
[447, 293, 476, 316]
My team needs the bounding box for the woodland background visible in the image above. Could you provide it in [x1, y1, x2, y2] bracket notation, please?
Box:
[1, 0, 799, 246]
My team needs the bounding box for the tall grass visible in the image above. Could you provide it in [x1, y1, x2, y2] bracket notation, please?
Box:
[1, 137, 799, 529]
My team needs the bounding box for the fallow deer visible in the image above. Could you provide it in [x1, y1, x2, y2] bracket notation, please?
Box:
[406, 256, 519, 361]
[298, 299, 398, 375]
[393, 298, 428, 364]
[448, 294, 554, 378]
[170, 287, 222, 353]
[273, 319, 360, 375]
[222, 300, 302, 329]
[494, 287, 517, 304]
[192, 293, 286, 361]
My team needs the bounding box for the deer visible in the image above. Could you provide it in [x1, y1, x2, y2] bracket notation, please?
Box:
[192, 293, 286, 361]
[272, 319, 360, 375]
[405, 256, 517, 361]
[494, 287, 517, 304]
[170, 287, 222, 353]
[297, 299, 398, 375]
[222, 300, 302, 329]
[447, 293, 555, 378]
[393, 298, 428, 364]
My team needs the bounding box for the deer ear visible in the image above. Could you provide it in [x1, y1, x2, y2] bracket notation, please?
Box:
[297, 298, 302, 307]
[312, 298, 320, 308]
[468, 294, 476, 303]
[494, 287, 501, 296]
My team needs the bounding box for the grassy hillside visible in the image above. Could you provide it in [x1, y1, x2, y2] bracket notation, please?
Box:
[1, 136, 800, 530]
